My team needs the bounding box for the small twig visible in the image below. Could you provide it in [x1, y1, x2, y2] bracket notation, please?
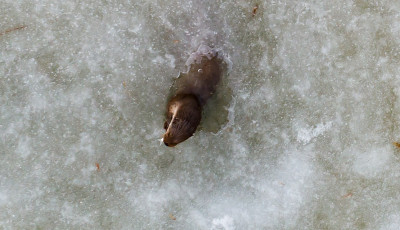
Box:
[0, 25, 27, 36]
[342, 192, 353, 198]
[252, 4, 259, 17]
[169, 213, 176, 220]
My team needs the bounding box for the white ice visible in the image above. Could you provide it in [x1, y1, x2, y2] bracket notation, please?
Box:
[2, 0, 400, 229]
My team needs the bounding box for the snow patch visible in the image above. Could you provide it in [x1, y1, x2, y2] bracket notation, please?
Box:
[211, 215, 235, 230]
[297, 121, 333, 144]
[353, 146, 392, 178]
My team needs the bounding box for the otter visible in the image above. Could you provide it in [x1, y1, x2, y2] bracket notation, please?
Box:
[163, 46, 223, 147]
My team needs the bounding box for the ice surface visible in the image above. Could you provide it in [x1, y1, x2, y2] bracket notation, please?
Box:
[2, 0, 400, 229]
[185, 45, 217, 67]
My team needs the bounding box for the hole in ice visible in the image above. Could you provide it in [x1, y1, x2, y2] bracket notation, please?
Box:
[199, 80, 232, 133]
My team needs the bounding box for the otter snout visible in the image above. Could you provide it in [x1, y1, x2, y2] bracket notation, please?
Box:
[163, 94, 201, 147]
[163, 140, 177, 147]
[162, 132, 178, 147]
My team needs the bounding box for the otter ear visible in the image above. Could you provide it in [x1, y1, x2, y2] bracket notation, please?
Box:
[164, 121, 169, 130]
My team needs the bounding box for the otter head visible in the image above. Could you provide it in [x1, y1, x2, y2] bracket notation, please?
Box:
[163, 94, 201, 147]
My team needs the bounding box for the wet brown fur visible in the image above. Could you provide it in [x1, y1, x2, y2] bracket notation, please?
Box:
[163, 53, 223, 147]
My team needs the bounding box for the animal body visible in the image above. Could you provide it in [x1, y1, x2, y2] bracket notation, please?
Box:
[163, 46, 223, 147]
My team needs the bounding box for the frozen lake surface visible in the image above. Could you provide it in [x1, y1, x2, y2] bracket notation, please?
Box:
[2, 0, 400, 229]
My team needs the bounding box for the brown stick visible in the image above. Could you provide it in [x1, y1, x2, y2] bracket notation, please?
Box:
[252, 5, 259, 17]
[0, 25, 27, 36]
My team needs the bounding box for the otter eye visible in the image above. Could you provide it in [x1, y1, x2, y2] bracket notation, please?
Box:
[164, 121, 169, 130]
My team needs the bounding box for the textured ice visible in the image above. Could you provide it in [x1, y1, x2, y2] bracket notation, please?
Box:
[185, 44, 218, 67]
[2, 0, 400, 229]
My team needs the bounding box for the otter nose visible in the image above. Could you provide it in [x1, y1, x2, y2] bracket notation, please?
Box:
[164, 142, 177, 147]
